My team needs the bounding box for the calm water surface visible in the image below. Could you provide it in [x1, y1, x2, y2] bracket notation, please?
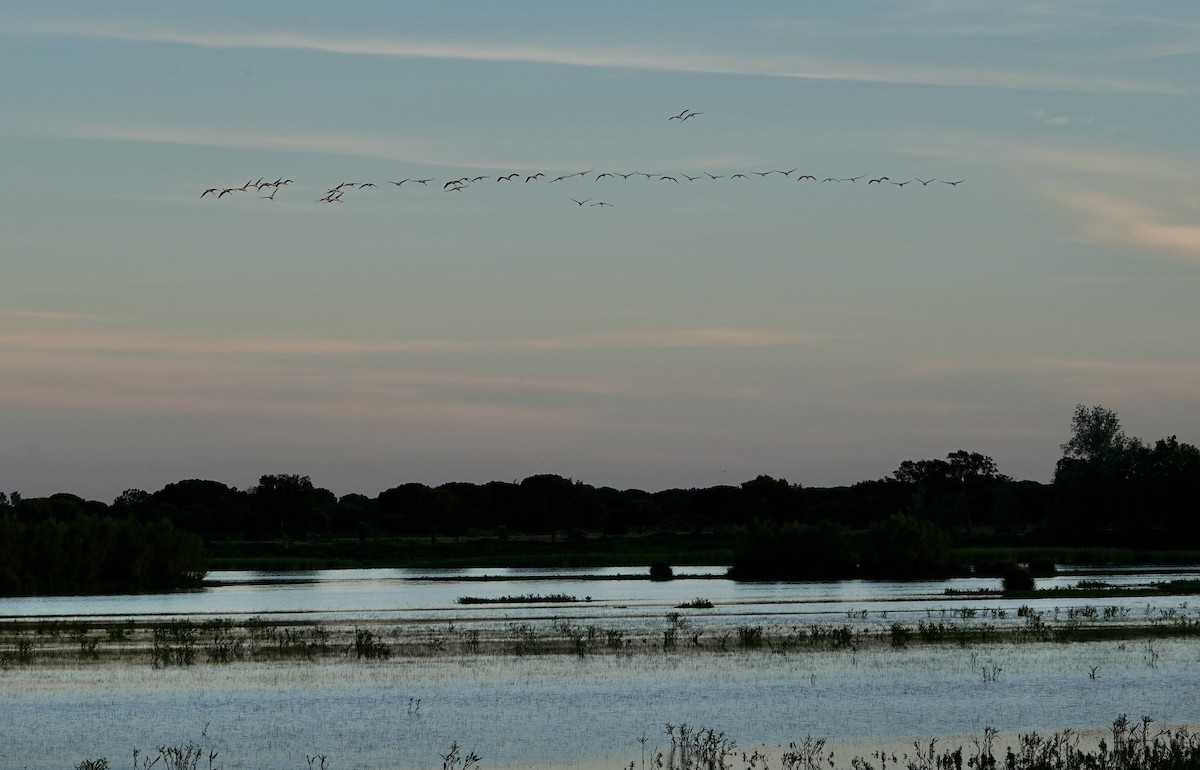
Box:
[2, 566, 1198, 769]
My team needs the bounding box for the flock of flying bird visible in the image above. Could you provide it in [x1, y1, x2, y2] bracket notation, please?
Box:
[199, 108, 964, 206]
[200, 169, 965, 207]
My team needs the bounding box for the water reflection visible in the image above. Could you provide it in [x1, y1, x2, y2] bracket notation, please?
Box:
[1, 565, 1197, 627]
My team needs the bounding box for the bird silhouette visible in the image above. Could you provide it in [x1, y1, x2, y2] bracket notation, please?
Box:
[943, 179, 965, 186]
[569, 197, 591, 206]
[868, 177, 889, 184]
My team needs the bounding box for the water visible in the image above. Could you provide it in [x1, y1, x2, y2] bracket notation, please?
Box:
[2, 566, 1199, 769]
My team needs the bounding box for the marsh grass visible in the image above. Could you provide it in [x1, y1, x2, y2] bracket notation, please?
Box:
[5, 594, 1200, 669]
[642, 717, 1200, 770]
[457, 593, 579, 604]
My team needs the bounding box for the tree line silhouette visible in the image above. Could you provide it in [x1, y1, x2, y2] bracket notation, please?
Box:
[1, 404, 1197, 594]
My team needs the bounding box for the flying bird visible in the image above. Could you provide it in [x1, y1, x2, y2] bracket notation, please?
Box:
[943, 179, 965, 186]
[569, 197, 591, 206]
[841, 175, 864, 182]
[868, 177, 889, 184]
[201, 188, 219, 198]
[668, 108, 691, 120]
[917, 178, 936, 186]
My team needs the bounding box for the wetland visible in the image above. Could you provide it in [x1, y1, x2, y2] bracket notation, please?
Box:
[3, 566, 1200, 769]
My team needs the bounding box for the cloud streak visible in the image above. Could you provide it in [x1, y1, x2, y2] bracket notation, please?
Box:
[1062, 193, 1200, 263]
[3, 18, 1188, 95]
[0, 321, 827, 358]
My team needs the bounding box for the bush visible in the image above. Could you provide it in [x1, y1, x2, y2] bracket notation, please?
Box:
[649, 562, 674, 581]
[1002, 564, 1036, 592]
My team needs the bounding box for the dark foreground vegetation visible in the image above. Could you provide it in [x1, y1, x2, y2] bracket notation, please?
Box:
[4, 404, 1198, 595]
[71, 716, 1200, 770]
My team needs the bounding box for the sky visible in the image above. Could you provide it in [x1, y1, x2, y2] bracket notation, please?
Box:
[2, 2, 1199, 502]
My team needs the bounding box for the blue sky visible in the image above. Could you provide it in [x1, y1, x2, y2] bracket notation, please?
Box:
[2, 2, 1198, 501]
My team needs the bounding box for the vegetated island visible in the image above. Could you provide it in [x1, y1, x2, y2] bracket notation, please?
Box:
[2, 404, 1199, 596]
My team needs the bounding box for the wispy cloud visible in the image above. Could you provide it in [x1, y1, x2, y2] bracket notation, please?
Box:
[3, 18, 1187, 95]
[0, 324, 824, 357]
[1025, 108, 1090, 127]
[1062, 193, 1200, 263]
[516, 328, 830, 350]
[51, 123, 534, 170]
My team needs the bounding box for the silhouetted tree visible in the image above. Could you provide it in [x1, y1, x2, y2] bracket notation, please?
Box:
[894, 451, 1008, 535]
[864, 512, 953, 578]
[729, 519, 857, 580]
[252, 474, 335, 540]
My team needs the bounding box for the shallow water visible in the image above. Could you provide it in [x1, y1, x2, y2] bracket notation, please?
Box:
[3, 566, 1199, 769]
[2, 565, 1197, 624]
[3, 640, 1199, 770]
